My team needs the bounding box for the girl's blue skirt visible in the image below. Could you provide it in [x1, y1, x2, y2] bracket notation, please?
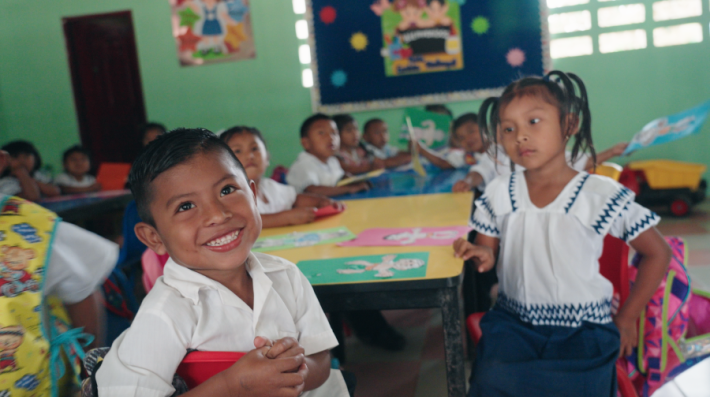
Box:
[468, 307, 620, 397]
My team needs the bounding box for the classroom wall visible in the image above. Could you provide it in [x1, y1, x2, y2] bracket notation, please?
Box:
[0, 0, 709, 178]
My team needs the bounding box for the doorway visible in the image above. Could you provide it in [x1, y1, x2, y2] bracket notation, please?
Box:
[63, 11, 147, 165]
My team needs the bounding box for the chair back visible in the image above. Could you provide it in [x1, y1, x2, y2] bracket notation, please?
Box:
[97, 162, 132, 191]
[141, 248, 169, 292]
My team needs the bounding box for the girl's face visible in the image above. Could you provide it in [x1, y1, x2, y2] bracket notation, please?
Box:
[226, 133, 269, 182]
[13, 153, 35, 172]
[498, 94, 569, 171]
[339, 122, 361, 150]
[65, 152, 91, 178]
[453, 121, 484, 153]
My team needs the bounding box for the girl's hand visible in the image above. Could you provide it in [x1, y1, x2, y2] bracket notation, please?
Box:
[614, 315, 637, 358]
[348, 181, 370, 193]
[453, 238, 495, 272]
[610, 142, 629, 157]
[452, 180, 472, 193]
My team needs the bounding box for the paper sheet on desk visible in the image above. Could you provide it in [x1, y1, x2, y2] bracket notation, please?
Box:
[253, 226, 355, 252]
[297, 252, 429, 284]
[339, 226, 471, 247]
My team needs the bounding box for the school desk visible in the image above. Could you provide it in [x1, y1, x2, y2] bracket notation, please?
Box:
[334, 165, 470, 200]
[40, 189, 132, 222]
[260, 192, 474, 397]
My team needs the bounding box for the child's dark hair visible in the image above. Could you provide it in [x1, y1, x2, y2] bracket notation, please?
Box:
[425, 104, 453, 118]
[363, 118, 384, 135]
[128, 128, 246, 227]
[141, 122, 167, 139]
[220, 126, 267, 148]
[300, 113, 333, 138]
[1, 140, 42, 172]
[478, 70, 595, 168]
[62, 145, 92, 164]
[452, 113, 478, 133]
[426, 0, 446, 6]
[332, 114, 355, 134]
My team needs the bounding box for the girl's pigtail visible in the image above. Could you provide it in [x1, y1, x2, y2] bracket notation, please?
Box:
[567, 73, 596, 169]
[478, 96, 500, 161]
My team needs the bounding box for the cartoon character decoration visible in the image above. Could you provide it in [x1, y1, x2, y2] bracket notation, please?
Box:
[0, 199, 21, 216]
[337, 254, 425, 278]
[636, 116, 696, 148]
[0, 325, 24, 373]
[0, 246, 39, 298]
[383, 228, 459, 245]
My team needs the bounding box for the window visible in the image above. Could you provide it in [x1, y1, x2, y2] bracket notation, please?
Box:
[599, 29, 647, 53]
[298, 45, 311, 64]
[550, 36, 594, 58]
[653, 0, 702, 21]
[598, 4, 646, 27]
[295, 20, 309, 39]
[302, 69, 314, 88]
[548, 11, 592, 34]
[653, 22, 703, 46]
[292, 0, 306, 14]
[547, 0, 589, 9]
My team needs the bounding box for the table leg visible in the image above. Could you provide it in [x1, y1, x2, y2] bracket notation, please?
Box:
[441, 286, 466, 397]
[329, 312, 346, 363]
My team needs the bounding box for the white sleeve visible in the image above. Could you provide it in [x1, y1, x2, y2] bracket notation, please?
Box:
[0, 178, 21, 196]
[469, 154, 498, 185]
[469, 194, 501, 238]
[292, 269, 339, 356]
[609, 201, 660, 243]
[443, 149, 465, 168]
[53, 174, 72, 187]
[286, 163, 322, 194]
[44, 222, 118, 304]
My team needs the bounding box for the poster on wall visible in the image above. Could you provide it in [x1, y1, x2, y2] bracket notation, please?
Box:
[308, 0, 549, 112]
[398, 108, 451, 150]
[171, 0, 255, 66]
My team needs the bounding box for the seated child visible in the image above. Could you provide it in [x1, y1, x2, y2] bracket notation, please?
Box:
[221, 126, 342, 228]
[418, 112, 485, 170]
[456, 71, 670, 396]
[0, 140, 60, 201]
[96, 128, 348, 396]
[141, 122, 167, 147]
[55, 145, 102, 194]
[333, 114, 384, 174]
[287, 114, 369, 197]
[361, 118, 412, 169]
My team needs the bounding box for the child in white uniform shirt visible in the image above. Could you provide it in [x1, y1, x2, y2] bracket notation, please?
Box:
[221, 126, 343, 228]
[0, 140, 61, 201]
[454, 72, 670, 396]
[287, 114, 369, 197]
[96, 128, 348, 397]
[55, 145, 102, 194]
[361, 118, 412, 169]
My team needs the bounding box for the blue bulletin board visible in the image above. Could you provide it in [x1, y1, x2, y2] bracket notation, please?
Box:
[308, 0, 550, 112]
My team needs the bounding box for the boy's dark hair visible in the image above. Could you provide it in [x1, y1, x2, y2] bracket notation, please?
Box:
[425, 104, 453, 118]
[478, 70, 596, 169]
[220, 126, 267, 148]
[426, 0, 446, 5]
[62, 145, 92, 164]
[128, 128, 247, 227]
[332, 114, 355, 134]
[300, 113, 333, 138]
[1, 140, 42, 172]
[363, 118, 384, 135]
[452, 113, 478, 133]
[141, 122, 167, 139]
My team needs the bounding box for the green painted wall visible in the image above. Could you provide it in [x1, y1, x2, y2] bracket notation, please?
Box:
[0, 0, 708, 178]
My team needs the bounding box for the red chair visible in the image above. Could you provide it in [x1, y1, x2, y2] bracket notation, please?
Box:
[96, 162, 132, 191]
[141, 248, 169, 293]
[176, 351, 246, 389]
[466, 235, 638, 397]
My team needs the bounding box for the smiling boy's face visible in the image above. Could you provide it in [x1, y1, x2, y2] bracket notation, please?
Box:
[135, 149, 262, 277]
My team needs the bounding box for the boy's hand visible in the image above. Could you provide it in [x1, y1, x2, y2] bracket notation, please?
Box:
[614, 315, 637, 358]
[371, 158, 385, 170]
[219, 346, 308, 397]
[315, 197, 339, 209]
[452, 180, 472, 193]
[286, 207, 317, 225]
[348, 181, 370, 193]
[453, 238, 495, 272]
[264, 337, 306, 360]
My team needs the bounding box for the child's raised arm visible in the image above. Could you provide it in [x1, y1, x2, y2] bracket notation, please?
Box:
[416, 142, 454, 169]
[615, 227, 671, 357]
[452, 171, 484, 193]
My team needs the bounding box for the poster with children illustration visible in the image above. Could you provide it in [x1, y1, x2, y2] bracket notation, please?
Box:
[297, 252, 429, 284]
[171, 0, 255, 66]
[399, 108, 451, 150]
[252, 227, 356, 253]
[339, 226, 470, 247]
[623, 100, 710, 155]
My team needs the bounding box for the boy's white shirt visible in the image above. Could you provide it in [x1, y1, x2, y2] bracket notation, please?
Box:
[96, 251, 347, 397]
[286, 151, 345, 193]
[54, 172, 97, 188]
[257, 177, 298, 214]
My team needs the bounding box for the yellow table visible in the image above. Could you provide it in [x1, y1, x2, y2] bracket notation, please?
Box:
[261, 192, 473, 397]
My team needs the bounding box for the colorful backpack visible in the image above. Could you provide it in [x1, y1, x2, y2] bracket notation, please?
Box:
[626, 236, 691, 397]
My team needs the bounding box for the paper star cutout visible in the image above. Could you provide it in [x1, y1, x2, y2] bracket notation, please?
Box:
[471, 16, 490, 35]
[506, 48, 526, 67]
[320, 6, 337, 24]
[224, 23, 248, 53]
[178, 7, 201, 29]
[350, 32, 368, 51]
[178, 28, 201, 52]
[331, 70, 347, 87]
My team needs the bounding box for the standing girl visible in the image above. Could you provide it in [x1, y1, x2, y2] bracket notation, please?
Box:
[454, 71, 671, 396]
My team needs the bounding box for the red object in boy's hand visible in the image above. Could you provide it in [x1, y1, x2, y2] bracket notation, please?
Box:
[314, 203, 345, 218]
[176, 351, 246, 389]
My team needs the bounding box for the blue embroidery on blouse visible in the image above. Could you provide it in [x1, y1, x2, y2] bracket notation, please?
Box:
[477, 196, 496, 219]
[591, 187, 632, 235]
[469, 218, 499, 236]
[508, 173, 518, 213]
[564, 173, 590, 214]
[497, 293, 612, 327]
[621, 211, 659, 242]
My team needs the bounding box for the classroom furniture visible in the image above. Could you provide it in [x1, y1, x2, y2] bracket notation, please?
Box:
[260, 192, 473, 397]
[334, 165, 470, 200]
[40, 189, 132, 223]
[96, 162, 132, 191]
[142, 248, 169, 293]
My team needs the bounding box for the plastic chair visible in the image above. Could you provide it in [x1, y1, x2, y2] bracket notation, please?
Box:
[594, 162, 623, 181]
[176, 351, 246, 389]
[141, 248, 170, 293]
[96, 162, 132, 191]
[466, 235, 638, 397]
[270, 165, 288, 184]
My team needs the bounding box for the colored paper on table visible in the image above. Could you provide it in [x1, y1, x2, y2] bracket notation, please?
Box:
[297, 252, 429, 285]
[252, 227, 355, 252]
[623, 100, 710, 155]
[399, 109, 451, 150]
[406, 116, 427, 177]
[336, 169, 385, 187]
[339, 226, 470, 247]
[314, 203, 346, 218]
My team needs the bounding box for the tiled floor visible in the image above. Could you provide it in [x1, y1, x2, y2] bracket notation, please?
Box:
[342, 200, 710, 397]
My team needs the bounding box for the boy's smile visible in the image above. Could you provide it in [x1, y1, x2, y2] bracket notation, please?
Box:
[140, 150, 262, 278]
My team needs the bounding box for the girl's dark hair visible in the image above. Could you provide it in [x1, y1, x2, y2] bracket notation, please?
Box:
[332, 114, 355, 134]
[452, 112, 478, 133]
[300, 113, 333, 138]
[478, 70, 595, 169]
[1, 140, 42, 172]
[220, 126, 267, 148]
[363, 118, 384, 135]
[63, 145, 92, 164]
[425, 104, 453, 118]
